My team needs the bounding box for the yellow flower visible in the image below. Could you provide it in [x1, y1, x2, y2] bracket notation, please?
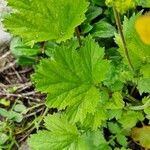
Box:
[106, 0, 135, 14]
[135, 14, 150, 45]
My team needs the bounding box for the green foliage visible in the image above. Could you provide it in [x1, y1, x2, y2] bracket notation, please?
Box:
[0, 102, 27, 123]
[2, 0, 150, 149]
[28, 114, 107, 150]
[138, 78, 150, 94]
[90, 20, 116, 38]
[0, 121, 16, 149]
[0, 100, 27, 127]
[32, 36, 110, 123]
[118, 110, 144, 129]
[115, 12, 150, 94]
[0, 132, 9, 145]
[10, 37, 41, 65]
[115, 12, 150, 69]
[28, 114, 80, 150]
[4, 0, 89, 44]
[142, 96, 150, 119]
[136, 0, 150, 7]
[81, 6, 102, 34]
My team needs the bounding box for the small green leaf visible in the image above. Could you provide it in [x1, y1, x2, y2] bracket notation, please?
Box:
[13, 104, 27, 114]
[108, 122, 121, 134]
[99, 144, 112, 150]
[0, 99, 10, 107]
[137, 78, 150, 94]
[10, 37, 41, 65]
[142, 96, 150, 119]
[86, 6, 102, 22]
[81, 23, 93, 34]
[108, 109, 123, 120]
[91, 21, 116, 38]
[118, 111, 144, 129]
[0, 133, 9, 145]
[136, 0, 150, 7]
[116, 134, 128, 147]
[0, 108, 9, 118]
[0, 108, 23, 123]
[92, 0, 106, 6]
[9, 111, 23, 123]
[107, 92, 124, 109]
[10, 37, 41, 57]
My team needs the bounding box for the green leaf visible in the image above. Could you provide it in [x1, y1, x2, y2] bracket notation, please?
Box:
[140, 63, 150, 78]
[115, 148, 131, 150]
[32, 36, 110, 123]
[136, 0, 150, 7]
[104, 63, 124, 92]
[0, 108, 23, 123]
[13, 104, 27, 114]
[107, 92, 125, 109]
[116, 134, 128, 147]
[98, 144, 112, 150]
[0, 108, 9, 118]
[0, 133, 9, 145]
[10, 37, 41, 65]
[0, 99, 10, 107]
[142, 96, 150, 118]
[28, 114, 79, 150]
[8, 111, 23, 123]
[44, 115, 78, 133]
[108, 122, 121, 134]
[86, 6, 102, 22]
[10, 37, 41, 57]
[81, 23, 93, 34]
[91, 21, 116, 38]
[78, 130, 107, 149]
[16, 56, 37, 66]
[132, 126, 150, 149]
[92, 0, 106, 6]
[137, 78, 150, 94]
[66, 87, 101, 124]
[4, 0, 89, 44]
[118, 111, 144, 129]
[107, 109, 123, 120]
[83, 105, 107, 130]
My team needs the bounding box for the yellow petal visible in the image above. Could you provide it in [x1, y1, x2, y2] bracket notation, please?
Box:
[135, 15, 150, 45]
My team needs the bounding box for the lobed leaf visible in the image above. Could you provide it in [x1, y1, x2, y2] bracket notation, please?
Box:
[28, 114, 80, 150]
[4, 0, 89, 44]
[32, 36, 110, 123]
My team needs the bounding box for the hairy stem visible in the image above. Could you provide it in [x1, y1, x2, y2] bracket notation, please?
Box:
[75, 27, 82, 47]
[113, 8, 134, 70]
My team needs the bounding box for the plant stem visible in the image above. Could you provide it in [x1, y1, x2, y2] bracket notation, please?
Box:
[113, 7, 134, 70]
[125, 95, 138, 103]
[75, 27, 82, 47]
[130, 96, 150, 110]
[41, 41, 47, 53]
[36, 107, 49, 130]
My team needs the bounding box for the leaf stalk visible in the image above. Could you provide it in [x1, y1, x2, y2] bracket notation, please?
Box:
[113, 7, 134, 70]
